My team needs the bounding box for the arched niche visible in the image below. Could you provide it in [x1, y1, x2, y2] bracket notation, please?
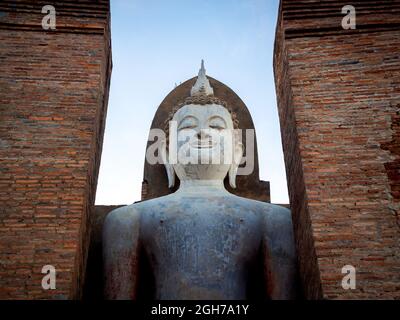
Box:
[141, 76, 270, 202]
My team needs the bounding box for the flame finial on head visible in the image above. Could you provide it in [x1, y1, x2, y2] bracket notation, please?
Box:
[190, 59, 214, 97]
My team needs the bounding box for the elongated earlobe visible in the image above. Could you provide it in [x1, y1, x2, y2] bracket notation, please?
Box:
[229, 142, 243, 188]
[161, 140, 175, 188]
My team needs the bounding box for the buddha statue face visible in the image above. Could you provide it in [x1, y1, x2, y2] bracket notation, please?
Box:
[161, 60, 243, 189]
[162, 102, 243, 188]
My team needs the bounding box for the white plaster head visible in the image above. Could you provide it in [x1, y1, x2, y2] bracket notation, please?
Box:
[161, 61, 243, 188]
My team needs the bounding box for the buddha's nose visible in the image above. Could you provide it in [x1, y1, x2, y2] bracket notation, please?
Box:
[196, 130, 210, 140]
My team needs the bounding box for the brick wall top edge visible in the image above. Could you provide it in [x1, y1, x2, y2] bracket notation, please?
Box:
[0, 1, 109, 12]
[278, 1, 400, 38]
[0, 1, 110, 33]
[0, 1, 110, 23]
[282, 0, 400, 11]
[280, 0, 400, 28]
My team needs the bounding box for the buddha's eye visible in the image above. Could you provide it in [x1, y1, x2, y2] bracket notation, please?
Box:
[208, 117, 226, 130]
[178, 116, 198, 130]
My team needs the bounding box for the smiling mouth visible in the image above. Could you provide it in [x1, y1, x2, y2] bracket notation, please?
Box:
[190, 140, 215, 149]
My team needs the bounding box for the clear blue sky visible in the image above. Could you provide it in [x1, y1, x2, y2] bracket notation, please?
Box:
[95, 0, 289, 205]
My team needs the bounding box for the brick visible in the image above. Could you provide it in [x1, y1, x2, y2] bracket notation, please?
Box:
[274, 0, 400, 299]
[0, 1, 111, 299]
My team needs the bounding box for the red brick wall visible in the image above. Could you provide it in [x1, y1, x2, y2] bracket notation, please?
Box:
[0, 1, 111, 299]
[274, 0, 400, 299]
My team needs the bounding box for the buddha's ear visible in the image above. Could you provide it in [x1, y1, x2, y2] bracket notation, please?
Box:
[229, 140, 243, 189]
[161, 139, 175, 188]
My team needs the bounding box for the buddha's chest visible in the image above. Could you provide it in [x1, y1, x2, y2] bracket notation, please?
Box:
[140, 205, 263, 271]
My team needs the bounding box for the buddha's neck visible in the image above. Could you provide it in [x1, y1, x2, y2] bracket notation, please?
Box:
[177, 179, 228, 195]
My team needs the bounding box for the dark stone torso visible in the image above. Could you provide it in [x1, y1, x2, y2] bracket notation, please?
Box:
[139, 194, 266, 299]
[103, 190, 296, 300]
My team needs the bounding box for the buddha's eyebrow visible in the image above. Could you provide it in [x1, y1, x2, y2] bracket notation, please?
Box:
[208, 115, 227, 124]
[178, 115, 197, 127]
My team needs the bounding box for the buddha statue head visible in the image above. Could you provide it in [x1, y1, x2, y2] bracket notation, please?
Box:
[161, 60, 244, 189]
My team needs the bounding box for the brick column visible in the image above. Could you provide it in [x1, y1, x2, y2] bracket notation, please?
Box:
[274, 0, 400, 299]
[0, 1, 111, 299]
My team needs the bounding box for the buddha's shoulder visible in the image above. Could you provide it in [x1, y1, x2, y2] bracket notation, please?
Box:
[231, 196, 292, 227]
[104, 194, 175, 222]
[228, 194, 289, 212]
[103, 202, 144, 227]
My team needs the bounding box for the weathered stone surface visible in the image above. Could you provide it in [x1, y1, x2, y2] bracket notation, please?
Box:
[274, 0, 400, 299]
[0, 1, 111, 299]
[86, 201, 291, 300]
